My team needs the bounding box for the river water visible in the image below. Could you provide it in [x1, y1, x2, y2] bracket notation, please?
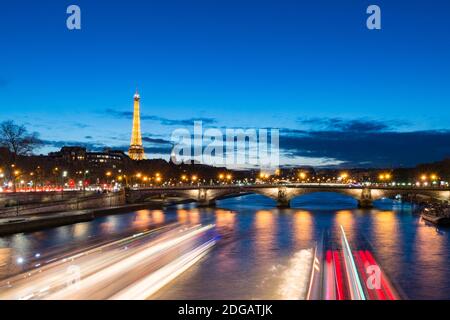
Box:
[0, 193, 449, 300]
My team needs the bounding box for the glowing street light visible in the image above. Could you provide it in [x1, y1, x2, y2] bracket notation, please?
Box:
[339, 173, 349, 182]
[379, 173, 392, 181]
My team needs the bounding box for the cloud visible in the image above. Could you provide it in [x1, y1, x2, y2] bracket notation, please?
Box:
[41, 140, 107, 152]
[297, 117, 408, 132]
[280, 127, 450, 167]
[142, 136, 172, 144]
[105, 108, 217, 126]
[73, 122, 90, 129]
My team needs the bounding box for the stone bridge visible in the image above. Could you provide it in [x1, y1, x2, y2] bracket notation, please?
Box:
[126, 184, 450, 208]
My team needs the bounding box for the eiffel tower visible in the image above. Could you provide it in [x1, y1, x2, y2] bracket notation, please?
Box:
[128, 90, 145, 160]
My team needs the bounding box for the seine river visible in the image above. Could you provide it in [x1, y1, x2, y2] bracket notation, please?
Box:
[1, 193, 449, 300]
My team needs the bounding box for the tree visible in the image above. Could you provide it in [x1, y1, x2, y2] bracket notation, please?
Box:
[0, 121, 42, 156]
[0, 120, 42, 190]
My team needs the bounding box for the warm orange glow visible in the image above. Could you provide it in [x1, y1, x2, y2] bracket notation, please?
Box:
[191, 175, 198, 181]
[226, 174, 232, 180]
[129, 90, 145, 160]
[340, 172, 348, 180]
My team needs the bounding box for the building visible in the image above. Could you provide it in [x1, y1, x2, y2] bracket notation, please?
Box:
[128, 90, 146, 160]
[49, 147, 128, 168]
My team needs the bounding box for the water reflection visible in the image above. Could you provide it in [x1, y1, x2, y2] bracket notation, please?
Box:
[414, 219, 447, 293]
[334, 210, 355, 243]
[215, 209, 236, 229]
[292, 210, 313, 247]
[254, 210, 277, 258]
[176, 209, 200, 225]
[371, 211, 400, 262]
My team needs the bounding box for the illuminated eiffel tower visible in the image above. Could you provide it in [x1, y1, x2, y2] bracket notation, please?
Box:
[128, 90, 145, 160]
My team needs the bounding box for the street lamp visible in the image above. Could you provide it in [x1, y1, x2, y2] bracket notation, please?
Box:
[61, 171, 68, 199]
[299, 172, 307, 181]
[339, 172, 349, 183]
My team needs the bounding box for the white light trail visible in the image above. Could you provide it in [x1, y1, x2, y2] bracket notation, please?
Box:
[111, 239, 215, 300]
[278, 248, 314, 300]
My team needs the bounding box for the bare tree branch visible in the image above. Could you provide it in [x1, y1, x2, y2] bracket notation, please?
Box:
[0, 120, 42, 158]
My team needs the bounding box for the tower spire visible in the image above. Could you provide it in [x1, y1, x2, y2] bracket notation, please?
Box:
[128, 90, 145, 160]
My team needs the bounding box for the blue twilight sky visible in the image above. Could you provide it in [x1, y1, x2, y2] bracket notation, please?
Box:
[0, 0, 450, 168]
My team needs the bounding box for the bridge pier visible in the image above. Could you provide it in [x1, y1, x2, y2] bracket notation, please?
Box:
[276, 187, 291, 208]
[197, 199, 216, 208]
[358, 188, 373, 208]
[276, 199, 291, 209]
[358, 199, 374, 209]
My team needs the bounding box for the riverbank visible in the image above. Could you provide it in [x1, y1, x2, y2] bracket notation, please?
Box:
[0, 200, 189, 236]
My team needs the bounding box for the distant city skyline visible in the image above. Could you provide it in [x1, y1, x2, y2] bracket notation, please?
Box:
[1, 0, 450, 168]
